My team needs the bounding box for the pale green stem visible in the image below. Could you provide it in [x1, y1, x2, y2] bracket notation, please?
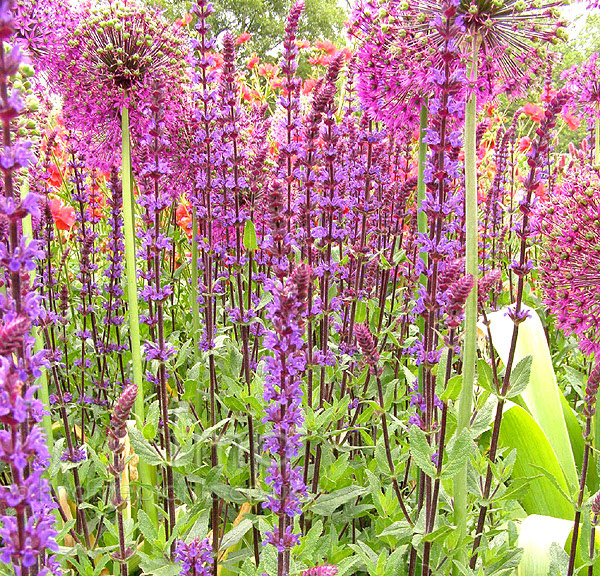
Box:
[121, 107, 157, 527]
[191, 212, 200, 360]
[595, 115, 600, 166]
[455, 37, 479, 565]
[21, 174, 53, 450]
[417, 103, 428, 394]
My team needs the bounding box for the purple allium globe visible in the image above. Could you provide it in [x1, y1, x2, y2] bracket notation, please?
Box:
[350, 0, 566, 126]
[561, 52, 600, 122]
[537, 162, 600, 355]
[13, 0, 72, 61]
[46, 0, 191, 169]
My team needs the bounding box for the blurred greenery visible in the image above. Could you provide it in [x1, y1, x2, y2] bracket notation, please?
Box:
[149, 0, 348, 58]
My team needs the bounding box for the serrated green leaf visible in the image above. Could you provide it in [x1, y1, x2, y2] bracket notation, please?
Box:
[127, 424, 165, 466]
[441, 428, 473, 479]
[311, 486, 367, 516]
[506, 354, 532, 398]
[243, 219, 258, 252]
[409, 425, 436, 478]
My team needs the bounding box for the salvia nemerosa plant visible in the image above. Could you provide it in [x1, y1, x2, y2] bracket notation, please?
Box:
[0, 1, 59, 574]
[8, 0, 600, 574]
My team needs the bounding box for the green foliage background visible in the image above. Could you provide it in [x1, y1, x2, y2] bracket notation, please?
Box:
[151, 0, 348, 57]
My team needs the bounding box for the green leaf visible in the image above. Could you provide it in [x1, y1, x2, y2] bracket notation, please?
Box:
[441, 375, 462, 403]
[377, 520, 412, 540]
[441, 428, 474, 479]
[487, 306, 577, 488]
[137, 509, 158, 542]
[517, 516, 572, 576]
[506, 355, 532, 398]
[143, 400, 160, 440]
[498, 404, 573, 519]
[409, 425, 436, 478]
[311, 486, 367, 516]
[478, 358, 494, 393]
[127, 424, 165, 466]
[219, 518, 253, 551]
[243, 219, 258, 252]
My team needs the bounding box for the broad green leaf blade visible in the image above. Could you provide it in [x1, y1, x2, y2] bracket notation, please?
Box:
[517, 515, 600, 576]
[487, 305, 577, 488]
[498, 404, 573, 519]
[517, 515, 572, 576]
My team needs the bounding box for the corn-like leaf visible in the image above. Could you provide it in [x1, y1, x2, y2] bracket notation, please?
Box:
[498, 403, 573, 519]
[517, 514, 600, 576]
[487, 305, 578, 488]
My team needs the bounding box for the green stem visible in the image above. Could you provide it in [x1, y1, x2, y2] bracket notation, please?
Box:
[21, 175, 53, 450]
[416, 102, 428, 394]
[191, 212, 200, 360]
[121, 107, 157, 527]
[595, 115, 600, 166]
[455, 37, 479, 563]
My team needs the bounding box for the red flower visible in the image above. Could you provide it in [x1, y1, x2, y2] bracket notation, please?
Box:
[209, 52, 224, 70]
[308, 55, 330, 66]
[247, 52, 259, 69]
[302, 78, 317, 95]
[176, 202, 193, 240]
[257, 63, 278, 78]
[235, 32, 251, 45]
[48, 163, 63, 188]
[518, 136, 532, 153]
[315, 39, 336, 55]
[561, 110, 581, 131]
[535, 181, 547, 201]
[50, 198, 76, 231]
[174, 13, 192, 27]
[523, 103, 544, 123]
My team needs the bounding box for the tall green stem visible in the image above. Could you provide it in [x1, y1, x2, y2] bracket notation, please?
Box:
[595, 115, 600, 166]
[121, 107, 157, 527]
[416, 103, 428, 393]
[191, 213, 200, 360]
[455, 38, 479, 564]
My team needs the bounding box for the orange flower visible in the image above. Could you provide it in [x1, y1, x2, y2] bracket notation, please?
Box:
[257, 63, 278, 78]
[247, 52, 259, 69]
[176, 202, 193, 240]
[561, 110, 581, 131]
[270, 77, 284, 90]
[518, 136, 532, 153]
[523, 103, 544, 123]
[174, 13, 192, 27]
[48, 163, 63, 188]
[308, 55, 330, 66]
[50, 198, 76, 231]
[295, 39, 310, 49]
[240, 84, 261, 102]
[315, 39, 336, 55]
[535, 181, 547, 201]
[209, 52, 224, 70]
[302, 78, 318, 95]
[235, 32, 251, 45]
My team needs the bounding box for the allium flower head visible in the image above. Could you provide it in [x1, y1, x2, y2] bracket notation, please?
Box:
[537, 162, 600, 355]
[402, 0, 566, 95]
[561, 52, 600, 121]
[13, 0, 71, 60]
[46, 0, 190, 169]
[350, 0, 566, 125]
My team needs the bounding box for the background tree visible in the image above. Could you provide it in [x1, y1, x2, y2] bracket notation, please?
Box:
[151, 0, 347, 57]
